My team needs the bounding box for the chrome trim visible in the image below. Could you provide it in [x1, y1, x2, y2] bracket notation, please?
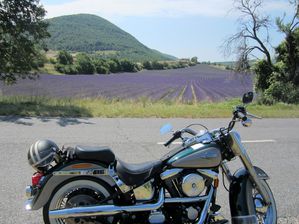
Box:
[115, 177, 132, 193]
[134, 180, 155, 201]
[108, 165, 133, 193]
[53, 169, 108, 176]
[165, 195, 209, 204]
[228, 131, 270, 204]
[49, 188, 165, 219]
[182, 174, 205, 197]
[53, 166, 132, 193]
[25, 198, 33, 211]
[197, 187, 214, 224]
[241, 118, 252, 127]
[25, 186, 33, 198]
[160, 168, 183, 180]
[197, 169, 218, 180]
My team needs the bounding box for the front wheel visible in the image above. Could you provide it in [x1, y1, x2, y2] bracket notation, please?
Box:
[43, 178, 118, 224]
[249, 179, 277, 224]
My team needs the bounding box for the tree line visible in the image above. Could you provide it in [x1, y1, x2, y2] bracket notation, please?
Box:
[52, 51, 198, 75]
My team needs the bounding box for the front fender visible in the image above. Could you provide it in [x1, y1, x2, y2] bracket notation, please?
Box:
[229, 166, 269, 224]
[30, 161, 115, 210]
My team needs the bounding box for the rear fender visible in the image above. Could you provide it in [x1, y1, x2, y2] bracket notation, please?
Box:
[229, 166, 269, 224]
[31, 161, 115, 210]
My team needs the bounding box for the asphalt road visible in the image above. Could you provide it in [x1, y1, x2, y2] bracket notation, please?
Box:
[0, 117, 298, 223]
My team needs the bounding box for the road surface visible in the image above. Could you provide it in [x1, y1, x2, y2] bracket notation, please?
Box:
[0, 117, 298, 223]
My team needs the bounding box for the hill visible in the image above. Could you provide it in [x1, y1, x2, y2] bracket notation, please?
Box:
[46, 14, 175, 61]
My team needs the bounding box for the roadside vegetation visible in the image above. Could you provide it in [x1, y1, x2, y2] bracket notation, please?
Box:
[222, 0, 299, 105]
[0, 95, 298, 118]
[48, 51, 198, 75]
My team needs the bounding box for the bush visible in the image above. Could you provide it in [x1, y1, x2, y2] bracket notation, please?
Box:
[263, 80, 299, 104]
[254, 60, 273, 91]
[152, 61, 164, 70]
[57, 50, 73, 65]
[191, 57, 198, 64]
[143, 61, 152, 70]
[49, 58, 56, 64]
[64, 65, 78, 75]
[119, 59, 136, 72]
[76, 53, 95, 74]
[107, 59, 120, 73]
[55, 64, 78, 74]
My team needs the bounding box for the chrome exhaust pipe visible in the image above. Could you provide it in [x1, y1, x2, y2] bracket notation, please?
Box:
[49, 188, 164, 219]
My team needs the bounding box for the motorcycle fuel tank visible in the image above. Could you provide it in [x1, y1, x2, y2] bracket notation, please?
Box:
[167, 143, 222, 168]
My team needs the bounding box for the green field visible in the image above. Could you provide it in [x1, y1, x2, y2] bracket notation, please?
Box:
[0, 96, 298, 118]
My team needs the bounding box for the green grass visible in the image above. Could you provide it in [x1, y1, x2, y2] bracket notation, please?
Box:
[38, 63, 62, 75]
[0, 95, 298, 118]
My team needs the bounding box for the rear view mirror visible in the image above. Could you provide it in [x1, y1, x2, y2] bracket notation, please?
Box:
[160, 123, 173, 135]
[242, 92, 254, 104]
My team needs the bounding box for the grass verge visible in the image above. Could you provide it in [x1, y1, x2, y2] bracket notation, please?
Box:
[0, 95, 298, 118]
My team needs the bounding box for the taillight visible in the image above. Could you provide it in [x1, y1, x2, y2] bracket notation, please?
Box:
[32, 172, 44, 186]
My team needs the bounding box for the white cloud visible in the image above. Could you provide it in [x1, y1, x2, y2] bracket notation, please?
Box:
[42, 0, 293, 19]
[42, 0, 233, 19]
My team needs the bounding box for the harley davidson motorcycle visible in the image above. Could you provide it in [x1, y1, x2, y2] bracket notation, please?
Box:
[25, 92, 277, 224]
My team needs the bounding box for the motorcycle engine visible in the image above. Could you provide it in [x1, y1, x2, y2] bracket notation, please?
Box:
[162, 170, 213, 223]
[181, 173, 205, 197]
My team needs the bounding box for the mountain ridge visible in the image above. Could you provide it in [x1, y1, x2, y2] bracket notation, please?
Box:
[45, 14, 176, 61]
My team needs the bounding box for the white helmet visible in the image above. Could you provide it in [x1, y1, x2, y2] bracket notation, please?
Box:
[27, 139, 59, 171]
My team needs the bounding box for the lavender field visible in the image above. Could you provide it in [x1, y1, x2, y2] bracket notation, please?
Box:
[0, 65, 252, 102]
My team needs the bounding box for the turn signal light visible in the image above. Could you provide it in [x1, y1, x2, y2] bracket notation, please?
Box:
[32, 172, 43, 186]
[214, 178, 219, 188]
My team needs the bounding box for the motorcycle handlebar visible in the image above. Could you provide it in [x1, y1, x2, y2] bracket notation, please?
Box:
[182, 128, 198, 136]
[164, 128, 198, 147]
[247, 112, 262, 119]
[164, 131, 181, 147]
[237, 111, 247, 121]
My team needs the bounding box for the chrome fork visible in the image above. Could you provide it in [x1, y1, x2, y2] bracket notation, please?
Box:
[224, 131, 271, 204]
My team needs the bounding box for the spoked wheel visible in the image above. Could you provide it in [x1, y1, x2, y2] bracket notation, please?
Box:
[43, 179, 118, 224]
[250, 180, 277, 224]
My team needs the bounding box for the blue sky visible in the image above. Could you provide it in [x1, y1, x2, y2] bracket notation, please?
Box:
[41, 0, 295, 61]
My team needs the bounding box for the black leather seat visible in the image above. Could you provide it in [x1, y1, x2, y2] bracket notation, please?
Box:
[75, 146, 115, 164]
[116, 159, 163, 186]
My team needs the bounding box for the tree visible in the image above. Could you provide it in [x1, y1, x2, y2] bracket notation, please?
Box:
[275, 0, 299, 85]
[222, 0, 273, 70]
[0, 0, 49, 84]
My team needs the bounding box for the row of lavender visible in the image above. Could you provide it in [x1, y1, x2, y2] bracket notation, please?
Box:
[0, 65, 252, 102]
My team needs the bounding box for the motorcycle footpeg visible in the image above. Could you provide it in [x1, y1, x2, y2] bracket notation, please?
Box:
[210, 220, 229, 224]
[210, 204, 221, 213]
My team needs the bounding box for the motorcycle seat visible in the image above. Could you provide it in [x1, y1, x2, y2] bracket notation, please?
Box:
[75, 145, 115, 164]
[116, 159, 163, 186]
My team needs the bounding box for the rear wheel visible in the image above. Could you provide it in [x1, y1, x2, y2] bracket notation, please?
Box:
[43, 178, 118, 224]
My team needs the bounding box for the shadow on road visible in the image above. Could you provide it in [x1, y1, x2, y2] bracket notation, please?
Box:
[0, 99, 95, 126]
[0, 116, 94, 127]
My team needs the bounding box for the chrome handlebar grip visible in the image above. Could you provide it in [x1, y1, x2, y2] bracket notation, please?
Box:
[247, 112, 262, 119]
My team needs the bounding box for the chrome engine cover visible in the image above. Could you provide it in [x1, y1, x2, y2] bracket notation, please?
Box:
[133, 181, 155, 201]
[181, 173, 205, 197]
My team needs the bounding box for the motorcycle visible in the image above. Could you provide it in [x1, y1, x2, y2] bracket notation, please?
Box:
[25, 92, 277, 224]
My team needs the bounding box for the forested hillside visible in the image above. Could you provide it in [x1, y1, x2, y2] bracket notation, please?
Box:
[46, 14, 175, 61]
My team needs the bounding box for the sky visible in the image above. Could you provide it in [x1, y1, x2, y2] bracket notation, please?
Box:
[40, 0, 295, 61]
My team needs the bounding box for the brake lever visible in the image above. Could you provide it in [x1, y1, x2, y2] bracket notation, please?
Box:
[247, 112, 262, 119]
